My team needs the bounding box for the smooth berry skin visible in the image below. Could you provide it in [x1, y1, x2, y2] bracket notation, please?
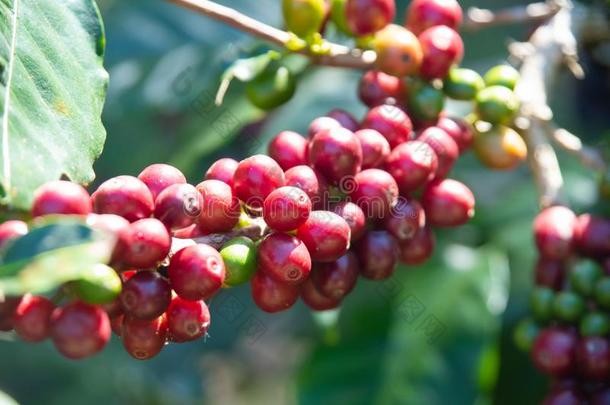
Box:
[0, 220, 28, 249]
[86, 214, 131, 264]
[308, 127, 363, 185]
[251, 271, 299, 313]
[92, 176, 154, 222]
[13, 294, 55, 342]
[258, 233, 312, 285]
[268, 131, 309, 171]
[0, 296, 22, 331]
[111, 314, 124, 337]
[384, 198, 425, 241]
[285, 165, 323, 206]
[138, 164, 186, 201]
[308, 116, 342, 138]
[535, 257, 566, 291]
[362, 104, 413, 149]
[32, 181, 91, 217]
[166, 296, 210, 342]
[154, 183, 202, 231]
[50, 302, 111, 360]
[405, 0, 462, 35]
[436, 116, 475, 153]
[473, 125, 528, 171]
[122, 315, 168, 360]
[345, 0, 395, 36]
[297, 211, 351, 262]
[233, 155, 285, 209]
[531, 328, 577, 376]
[422, 179, 475, 227]
[418, 126, 459, 179]
[205, 158, 239, 188]
[311, 251, 359, 300]
[349, 169, 399, 219]
[576, 336, 610, 380]
[196, 180, 240, 232]
[169, 244, 226, 301]
[357, 231, 399, 280]
[358, 70, 406, 108]
[332, 202, 367, 241]
[123, 218, 171, 269]
[574, 214, 610, 258]
[301, 278, 341, 311]
[399, 226, 435, 265]
[120, 271, 171, 320]
[386, 141, 438, 195]
[373, 24, 423, 77]
[534, 206, 577, 260]
[355, 129, 391, 169]
[418, 26, 464, 80]
[263, 186, 312, 232]
[326, 109, 360, 132]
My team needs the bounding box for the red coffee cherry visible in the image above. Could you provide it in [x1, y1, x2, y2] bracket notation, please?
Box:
[251, 271, 299, 313]
[574, 214, 610, 258]
[110, 314, 124, 337]
[123, 218, 171, 269]
[308, 127, 363, 184]
[268, 131, 309, 170]
[418, 126, 459, 178]
[0, 220, 28, 249]
[50, 302, 111, 359]
[122, 315, 168, 360]
[531, 327, 577, 376]
[258, 233, 312, 285]
[297, 211, 351, 262]
[399, 226, 435, 265]
[138, 163, 186, 201]
[332, 201, 367, 241]
[86, 213, 131, 264]
[374, 24, 423, 77]
[535, 257, 566, 291]
[166, 296, 210, 342]
[233, 155, 285, 209]
[13, 294, 55, 342]
[405, 0, 463, 35]
[169, 244, 225, 301]
[357, 230, 399, 280]
[205, 158, 239, 188]
[417, 25, 464, 79]
[0, 296, 23, 331]
[358, 70, 406, 108]
[120, 271, 171, 320]
[311, 251, 359, 299]
[436, 115, 474, 153]
[301, 278, 342, 311]
[345, 0, 395, 36]
[422, 179, 475, 227]
[196, 179, 240, 232]
[154, 183, 202, 231]
[576, 336, 610, 380]
[326, 109, 360, 132]
[362, 104, 413, 149]
[101, 297, 123, 319]
[385, 141, 438, 194]
[263, 186, 312, 232]
[308, 116, 342, 138]
[384, 198, 425, 240]
[349, 169, 399, 219]
[355, 129, 391, 169]
[92, 175, 154, 222]
[533, 206, 577, 260]
[32, 180, 91, 217]
[285, 165, 324, 207]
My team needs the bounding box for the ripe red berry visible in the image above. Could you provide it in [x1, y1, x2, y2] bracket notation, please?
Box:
[233, 155, 285, 209]
[355, 129, 391, 169]
[436, 116, 474, 153]
[349, 169, 399, 219]
[357, 230, 399, 280]
[285, 165, 326, 208]
[263, 186, 312, 231]
[535, 257, 566, 291]
[0, 296, 22, 331]
[166, 296, 210, 342]
[120, 271, 171, 320]
[358, 70, 406, 108]
[308, 116, 342, 138]
[123, 218, 171, 268]
[385, 141, 438, 194]
[574, 214, 610, 258]
[332, 201, 367, 241]
[13, 294, 55, 342]
[418, 126, 459, 178]
[138, 164, 186, 201]
[384, 198, 425, 240]
[122, 315, 168, 360]
[268, 131, 309, 170]
[533, 206, 577, 260]
[86, 213, 131, 264]
[301, 278, 342, 311]
[311, 251, 359, 299]
[308, 127, 363, 184]
[345, 0, 395, 36]
[297, 211, 351, 262]
[196, 179, 240, 232]
[92, 176, 154, 222]
[531, 327, 577, 376]
[251, 271, 299, 313]
[50, 302, 111, 359]
[399, 226, 435, 265]
[258, 233, 312, 285]
[326, 109, 360, 132]
[205, 158, 239, 188]
[154, 183, 202, 231]
[405, 0, 463, 35]
[374, 24, 423, 77]
[422, 179, 475, 227]
[169, 244, 225, 301]
[32, 180, 91, 217]
[362, 104, 413, 149]
[0, 220, 27, 249]
[111, 314, 124, 336]
[576, 336, 610, 380]
[417, 25, 464, 79]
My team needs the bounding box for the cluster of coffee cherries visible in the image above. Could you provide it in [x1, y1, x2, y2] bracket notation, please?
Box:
[513, 206, 610, 403]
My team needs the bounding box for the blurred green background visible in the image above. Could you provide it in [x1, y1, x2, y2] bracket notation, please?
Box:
[0, 1, 608, 404]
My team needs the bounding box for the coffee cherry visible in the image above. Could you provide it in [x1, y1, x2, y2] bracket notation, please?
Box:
[443, 68, 484, 100]
[246, 64, 296, 111]
[297, 211, 351, 262]
[258, 233, 312, 285]
[233, 155, 285, 209]
[405, 0, 463, 35]
[594, 277, 610, 310]
[535, 257, 566, 290]
[251, 271, 299, 313]
[386, 141, 438, 194]
[473, 125, 527, 170]
[111, 314, 124, 336]
[422, 179, 475, 227]
[418, 126, 459, 178]
[570, 260, 602, 297]
[355, 129, 391, 169]
[154, 183, 202, 231]
[92, 176, 154, 222]
[475, 85, 520, 125]
[120, 271, 171, 320]
[13, 294, 55, 342]
[268, 131, 309, 171]
[50, 302, 111, 359]
[553, 291, 585, 323]
[312, 251, 359, 299]
[308, 116, 342, 138]
[196, 179, 240, 232]
[282, 0, 327, 37]
[409, 85, 444, 125]
[531, 327, 577, 376]
[285, 165, 324, 206]
[399, 225, 435, 265]
[436, 116, 474, 153]
[362, 104, 413, 148]
[220, 237, 257, 287]
[263, 186, 312, 231]
[418, 26, 463, 79]
[576, 337, 610, 380]
[358, 70, 406, 108]
[384, 198, 425, 240]
[101, 297, 123, 319]
[373, 24, 423, 77]
[166, 296, 210, 342]
[0, 220, 28, 249]
[514, 318, 540, 352]
[327, 109, 360, 132]
[580, 312, 610, 337]
[301, 278, 342, 311]
[32, 180, 91, 217]
[123, 218, 171, 268]
[205, 158, 239, 188]
[138, 164, 186, 201]
[345, 0, 395, 36]
[86, 213, 131, 264]
[332, 201, 367, 241]
[330, 0, 352, 35]
[534, 206, 577, 260]
[484, 64, 520, 90]
[122, 315, 168, 359]
[349, 169, 399, 219]
[169, 244, 225, 301]
[531, 287, 555, 323]
[74, 264, 122, 305]
[0, 296, 22, 331]
[357, 230, 399, 280]
[574, 214, 610, 258]
[308, 127, 363, 184]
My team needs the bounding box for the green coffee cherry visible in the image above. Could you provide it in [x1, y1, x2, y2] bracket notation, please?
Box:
[513, 318, 540, 352]
[595, 277, 610, 310]
[330, 0, 352, 35]
[483, 65, 520, 90]
[74, 264, 122, 304]
[443, 68, 485, 100]
[580, 312, 610, 337]
[530, 287, 555, 323]
[408, 80, 444, 122]
[475, 85, 520, 124]
[246, 64, 296, 110]
[282, 0, 327, 37]
[552, 291, 585, 323]
[221, 236, 258, 287]
[570, 260, 602, 297]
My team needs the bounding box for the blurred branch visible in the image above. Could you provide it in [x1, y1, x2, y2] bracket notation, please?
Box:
[192, 223, 267, 249]
[545, 124, 608, 172]
[463, 0, 562, 31]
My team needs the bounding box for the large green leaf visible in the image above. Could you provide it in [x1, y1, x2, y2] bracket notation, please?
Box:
[0, 0, 108, 209]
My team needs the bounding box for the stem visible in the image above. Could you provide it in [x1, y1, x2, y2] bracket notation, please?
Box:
[192, 223, 267, 249]
[463, 0, 562, 31]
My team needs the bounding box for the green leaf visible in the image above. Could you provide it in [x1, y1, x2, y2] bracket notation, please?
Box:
[0, 218, 115, 295]
[0, 0, 108, 210]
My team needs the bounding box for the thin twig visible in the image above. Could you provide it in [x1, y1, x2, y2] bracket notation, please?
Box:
[545, 124, 607, 172]
[463, 0, 562, 31]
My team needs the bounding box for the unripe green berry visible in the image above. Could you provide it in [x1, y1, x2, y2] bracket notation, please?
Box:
[74, 264, 122, 304]
[530, 287, 555, 323]
[570, 260, 602, 297]
[475, 85, 520, 125]
[246, 64, 296, 111]
[594, 277, 610, 310]
[220, 236, 258, 287]
[408, 80, 444, 122]
[443, 68, 485, 100]
[580, 312, 610, 337]
[552, 291, 585, 323]
[330, 0, 352, 35]
[483, 65, 520, 90]
[513, 318, 540, 352]
[282, 0, 327, 37]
